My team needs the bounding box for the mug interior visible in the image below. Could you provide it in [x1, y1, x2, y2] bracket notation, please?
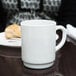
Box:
[21, 20, 56, 26]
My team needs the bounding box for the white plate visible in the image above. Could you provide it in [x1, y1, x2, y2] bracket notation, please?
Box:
[56, 34, 59, 40]
[0, 32, 58, 47]
[0, 32, 21, 47]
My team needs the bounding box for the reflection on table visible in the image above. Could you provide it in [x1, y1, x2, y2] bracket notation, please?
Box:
[0, 41, 76, 76]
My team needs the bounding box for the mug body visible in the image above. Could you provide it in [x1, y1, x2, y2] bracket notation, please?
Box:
[21, 20, 56, 69]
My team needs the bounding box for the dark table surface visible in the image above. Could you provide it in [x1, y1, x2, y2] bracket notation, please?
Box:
[0, 41, 76, 76]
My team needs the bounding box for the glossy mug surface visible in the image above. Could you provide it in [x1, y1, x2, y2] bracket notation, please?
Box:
[21, 20, 66, 69]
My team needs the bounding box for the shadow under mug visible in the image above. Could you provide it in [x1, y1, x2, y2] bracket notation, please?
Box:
[21, 20, 66, 69]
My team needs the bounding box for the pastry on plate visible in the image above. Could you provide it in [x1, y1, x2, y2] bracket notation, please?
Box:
[5, 23, 21, 39]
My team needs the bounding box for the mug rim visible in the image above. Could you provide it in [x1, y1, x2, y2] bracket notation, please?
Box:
[21, 20, 56, 26]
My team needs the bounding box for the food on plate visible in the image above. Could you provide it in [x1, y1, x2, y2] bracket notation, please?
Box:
[5, 23, 21, 39]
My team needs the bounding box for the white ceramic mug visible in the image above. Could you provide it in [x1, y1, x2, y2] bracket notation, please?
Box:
[21, 20, 66, 69]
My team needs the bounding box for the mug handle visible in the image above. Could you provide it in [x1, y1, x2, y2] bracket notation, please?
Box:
[56, 25, 67, 52]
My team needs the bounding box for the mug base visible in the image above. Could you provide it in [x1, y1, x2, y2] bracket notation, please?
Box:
[23, 61, 54, 69]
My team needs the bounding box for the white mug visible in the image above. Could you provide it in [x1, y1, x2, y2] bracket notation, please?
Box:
[21, 20, 66, 69]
